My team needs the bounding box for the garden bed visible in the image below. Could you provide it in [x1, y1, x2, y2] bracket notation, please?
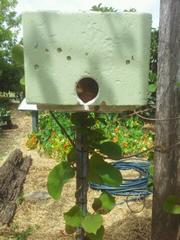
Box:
[0, 108, 152, 240]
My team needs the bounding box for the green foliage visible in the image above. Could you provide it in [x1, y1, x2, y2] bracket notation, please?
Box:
[163, 196, 180, 215]
[0, 96, 11, 126]
[47, 161, 75, 200]
[0, 61, 24, 93]
[65, 224, 76, 234]
[81, 213, 103, 234]
[91, 3, 117, 12]
[92, 192, 115, 214]
[0, 0, 20, 61]
[64, 206, 104, 238]
[33, 112, 72, 159]
[148, 83, 157, 93]
[12, 227, 33, 240]
[64, 205, 84, 227]
[124, 8, 136, 12]
[12, 44, 24, 67]
[96, 114, 154, 156]
[86, 226, 104, 240]
[88, 153, 122, 186]
[30, 113, 154, 159]
[0, 0, 22, 95]
[176, 81, 180, 87]
[8, 224, 37, 240]
[99, 141, 122, 160]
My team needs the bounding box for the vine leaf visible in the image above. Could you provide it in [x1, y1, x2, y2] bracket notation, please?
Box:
[148, 83, 157, 93]
[82, 213, 103, 234]
[88, 154, 122, 186]
[99, 141, 122, 160]
[92, 192, 115, 214]
[67, 148, 78, 164]
[64, 205, 84, 227]
[47, 161, 75, 200]
[86, 226, 105, 240]
[65, 224, 76, 234]
[163, 196, 180, 214]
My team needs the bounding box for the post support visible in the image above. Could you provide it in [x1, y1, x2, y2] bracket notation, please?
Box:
[75, 112, 89, 240]
[31, 111, 38, 132]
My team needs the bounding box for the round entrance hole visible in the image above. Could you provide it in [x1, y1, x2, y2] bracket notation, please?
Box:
[76, 77, 99, 103]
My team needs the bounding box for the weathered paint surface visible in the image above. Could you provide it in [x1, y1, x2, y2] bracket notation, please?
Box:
[23, 12, 152, 109]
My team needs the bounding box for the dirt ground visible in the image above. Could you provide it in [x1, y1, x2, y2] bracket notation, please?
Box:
[0, 104, 152, 240]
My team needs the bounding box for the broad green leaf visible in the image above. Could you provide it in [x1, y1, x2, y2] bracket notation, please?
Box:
[92, 198, 102, 212]
[86, 226, 105, 240]
[12, 44, 24, 66]
[67, 148, 78, 164]
[64, 205, 84, 227]
[65, 224, 76, 234]
[82, 213, 103, 234]
[99, 141, 122, 160]
[148, 83, 157, 93]
[163, 196, 180, 214]
[92, 192, 115, 214]
[47, 161, 75, 200]
[88, 154, 122, 186]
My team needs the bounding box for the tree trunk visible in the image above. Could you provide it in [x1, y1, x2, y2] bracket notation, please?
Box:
[152, 1, 180, 239]
[0, 149, 32, 225]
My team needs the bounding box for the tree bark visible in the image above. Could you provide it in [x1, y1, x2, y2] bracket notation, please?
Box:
[0, 149, 32, 225]
[152, 1, 180, 239]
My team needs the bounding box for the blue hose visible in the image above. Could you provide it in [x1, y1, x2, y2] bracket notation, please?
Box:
[90, 159, 152, 198]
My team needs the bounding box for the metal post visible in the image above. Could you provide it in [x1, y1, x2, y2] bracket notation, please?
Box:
[31, 111, 38, 132]
[75, 112, 88, 240]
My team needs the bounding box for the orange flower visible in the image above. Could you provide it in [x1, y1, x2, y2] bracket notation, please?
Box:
[114, 127, 120, 133]
[122, 141, 128, 148]
[51, 130, 56, 137]
[112, 136, 118, 143]
[64, 142, 70, 149]
[26, 134, 38, 149]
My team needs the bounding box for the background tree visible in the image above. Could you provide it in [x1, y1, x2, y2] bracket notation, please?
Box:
[0, 0, 22, 96]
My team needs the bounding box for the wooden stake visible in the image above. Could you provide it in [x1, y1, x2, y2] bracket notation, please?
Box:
[75, 112, 88, 240]
[152, 0, 180, 239]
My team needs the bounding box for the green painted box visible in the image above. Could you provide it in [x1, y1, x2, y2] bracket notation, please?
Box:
[22, 12, 152, 112]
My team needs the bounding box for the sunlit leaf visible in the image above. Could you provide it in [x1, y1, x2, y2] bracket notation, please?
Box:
[47, 161, 75, 200]
[82, 213, 103, 234]
[92, 192, 115, 214]
[64, 205, 84, 227]
[148, 83, 157, 93]
[86, 226, 104, 240]
[88, 154, 122, 186]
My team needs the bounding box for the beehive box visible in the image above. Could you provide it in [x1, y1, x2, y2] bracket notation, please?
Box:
[22, 11, 152, 112]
